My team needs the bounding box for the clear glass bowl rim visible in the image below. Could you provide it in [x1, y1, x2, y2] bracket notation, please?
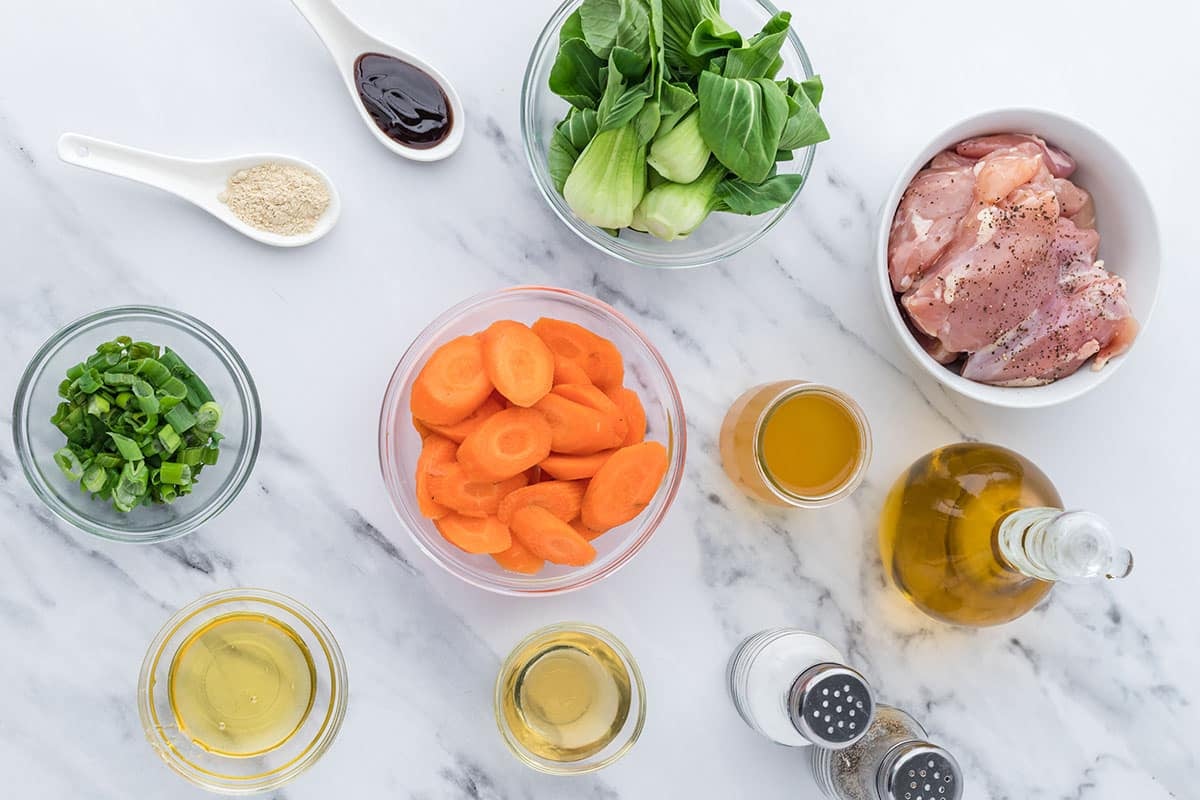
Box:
[519, 0, 818, 269]
[11, 304, 262, 544]
[136, 587, 349, 795]
[492, 621, 647, 775]
[377, 285, 687, 596]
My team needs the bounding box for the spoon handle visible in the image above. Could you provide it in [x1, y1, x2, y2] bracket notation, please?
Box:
[289, 0, 360, 62]
[56, 133, 209, 205]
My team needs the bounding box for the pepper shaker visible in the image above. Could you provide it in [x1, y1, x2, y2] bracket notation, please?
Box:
[809, 704, 963, 800]
[727, 628, 875, 748]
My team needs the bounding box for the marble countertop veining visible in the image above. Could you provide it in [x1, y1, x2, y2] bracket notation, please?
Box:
[1, 0, 1198, 798]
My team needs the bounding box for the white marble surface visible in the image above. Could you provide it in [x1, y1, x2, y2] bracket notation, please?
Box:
[1, 1, 1197, 797]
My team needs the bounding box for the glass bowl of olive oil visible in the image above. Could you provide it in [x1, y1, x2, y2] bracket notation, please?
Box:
[137, 589, 348, 794]
[494, 623, 646, 775]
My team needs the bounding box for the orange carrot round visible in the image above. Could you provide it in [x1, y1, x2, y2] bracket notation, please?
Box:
[553, 353, 592, 386]
[605, 386, 646, 446]
[456, 407, 553, 481]
[481, 320, 555, 408]
[581, 441, 669, 532]
[435, 513, 512, 554]
[533, 392, 623, 455]
[539, 450, 616, 481]
[552, 384, 629, 442]
[497, 480, 587, 524]
[425, 395, 504, 443]
[570, 518, 607, 542]
[427, 462, 529, 517]
[509, 505, 597, 566]
[532, 318, 624, 389]
[491, 539, 545, 574]
[410, 335, 494, 425]
[416, 435, 459, 519]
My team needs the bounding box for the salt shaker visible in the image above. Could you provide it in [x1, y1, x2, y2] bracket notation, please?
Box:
[726, 628, 875, 748]
[809, 704, 963, 800]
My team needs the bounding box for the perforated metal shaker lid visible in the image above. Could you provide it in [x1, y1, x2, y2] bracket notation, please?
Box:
[877, 741, 963, 800]
[787, 663, 874, 748]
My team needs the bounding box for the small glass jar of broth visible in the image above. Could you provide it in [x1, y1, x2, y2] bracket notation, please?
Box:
[719, 381, 871, 508]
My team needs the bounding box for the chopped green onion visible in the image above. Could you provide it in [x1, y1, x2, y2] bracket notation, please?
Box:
[195, 402, 222, 434]
[159, 462, 192, 485]
[107, 432, 144, 461]
[165, 404, 196, 434]
[132, 379, 159, 415]
[86, 394, 111, 417]
[158, 424, 182, 455]
[81, 463, 108, 493]
[53, 447, 84, 481]
[74, 369, 102, 393]
[49, 336, 224, 512]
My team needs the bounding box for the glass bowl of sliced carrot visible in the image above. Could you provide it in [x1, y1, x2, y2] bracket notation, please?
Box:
[379, 286, 686, 595]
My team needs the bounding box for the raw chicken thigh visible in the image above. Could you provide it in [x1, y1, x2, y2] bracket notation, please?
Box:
[886, 133, 1137, 386]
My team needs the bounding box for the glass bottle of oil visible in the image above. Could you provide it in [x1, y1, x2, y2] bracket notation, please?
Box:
[495, 624, 644, 773]
[879, 443, 1133, 627]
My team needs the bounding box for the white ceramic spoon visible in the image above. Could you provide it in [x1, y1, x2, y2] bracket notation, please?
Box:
[290, 0, 464, 162]
[56, 133, 341, 248]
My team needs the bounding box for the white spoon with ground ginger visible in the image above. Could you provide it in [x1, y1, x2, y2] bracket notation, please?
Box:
[57, 133, 341, 248]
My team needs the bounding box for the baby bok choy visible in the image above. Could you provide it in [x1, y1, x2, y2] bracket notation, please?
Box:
[546, 0, 829, 242]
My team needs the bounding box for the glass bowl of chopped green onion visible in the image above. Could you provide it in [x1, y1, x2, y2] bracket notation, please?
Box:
[521, 0, 821, 268]
[12, 306, 261, 543]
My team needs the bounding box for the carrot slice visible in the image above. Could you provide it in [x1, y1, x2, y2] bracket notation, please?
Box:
[553, 353, 592, 386]
[532, 318, 624, 389]
[605, 386, 646, 446]
[435, 513, 512, 554]
[569, 518, 608, 542]
[491, 539, 545, 575]
[539, 450, 616, 481]
[553, 384, 628, 443]
[415, 435, 459, 519]
[497, 480, 587, 524]
[481, 320, 555, 408]
[456, 407, 553, 481]
[410, 335, 494, 425]
[427, 463, 529, 517]
[532, 392, 623, 455]
[581, 441, 669, 531]
[425, 395, 504, 443]
[509, 505, 597, 566]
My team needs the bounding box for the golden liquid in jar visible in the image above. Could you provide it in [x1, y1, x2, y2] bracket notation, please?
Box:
[168, 613, 317, 757]
[499, 630, 632, 762]
[719, 382, 866, 505]
[879, 443, 1059, 626]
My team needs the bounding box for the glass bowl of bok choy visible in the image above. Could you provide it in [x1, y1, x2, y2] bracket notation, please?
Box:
[12, 306, 261, 543]
[522, 0, 824, 269]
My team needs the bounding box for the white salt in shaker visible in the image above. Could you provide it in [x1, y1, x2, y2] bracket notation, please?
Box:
[726, 628, 875, 748]
[809, 704, 963, 800]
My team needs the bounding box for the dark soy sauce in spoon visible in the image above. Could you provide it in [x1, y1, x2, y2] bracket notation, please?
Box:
[354, 53, 453, 149]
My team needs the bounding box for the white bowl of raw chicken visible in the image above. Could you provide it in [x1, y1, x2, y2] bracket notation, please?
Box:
[876, 108, 1161, 408]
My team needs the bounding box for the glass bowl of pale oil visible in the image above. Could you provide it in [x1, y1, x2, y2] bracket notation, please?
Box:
[494, 623, 646, 775]
[137, 589, 348, 794]
[719, 381, 872, 508]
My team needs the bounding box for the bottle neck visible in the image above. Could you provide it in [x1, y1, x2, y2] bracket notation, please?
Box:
[995, 508, 1133, 583]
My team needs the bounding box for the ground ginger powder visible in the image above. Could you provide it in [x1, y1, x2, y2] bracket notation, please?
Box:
[219, 162, 330, 236]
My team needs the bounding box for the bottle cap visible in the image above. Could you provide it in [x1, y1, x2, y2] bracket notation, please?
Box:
[787, 663, 874, 748]
[877, 741, 963, 800]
